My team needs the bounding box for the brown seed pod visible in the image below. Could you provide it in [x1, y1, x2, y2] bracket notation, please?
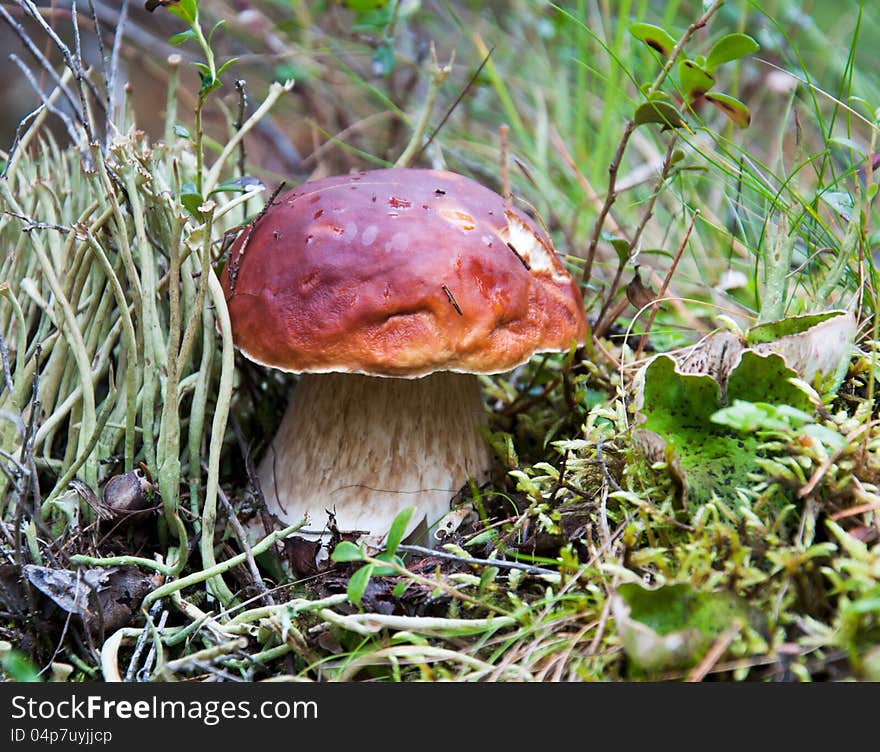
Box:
[99, 467, 155, 526]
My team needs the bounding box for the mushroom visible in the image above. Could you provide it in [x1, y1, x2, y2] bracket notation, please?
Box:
[220, 168, 588, 550]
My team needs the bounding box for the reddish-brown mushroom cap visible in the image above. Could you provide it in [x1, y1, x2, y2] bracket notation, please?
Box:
[220, 168, 587, 377]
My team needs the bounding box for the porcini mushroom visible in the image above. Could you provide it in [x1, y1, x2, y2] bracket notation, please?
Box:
[220, 168, 587, 550]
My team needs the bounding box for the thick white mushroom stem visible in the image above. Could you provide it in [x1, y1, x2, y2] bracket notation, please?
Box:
[254, 371, 493, 550]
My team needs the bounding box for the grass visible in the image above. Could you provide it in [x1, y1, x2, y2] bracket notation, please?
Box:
[0, 0, 879, 682]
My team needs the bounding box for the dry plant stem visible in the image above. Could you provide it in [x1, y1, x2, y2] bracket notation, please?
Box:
[499, 123, 511, 201]
[18, 0, 103, 134]
[549, 126, 626, 242]
[0, 4, 86, 136]
[234, 79, 249, 223]
[203, 79, 295, 194]
[633, 209, 700, 362]
[686, 621, 742, 682]
[215, 480, 274, 607]
[595, 136, 679, 338]
[124, 599, 162, 682]
[396, 544, 558, 577]
[580, 0, 724, 291]
[136, 608, 169, 681]
[11, 55, 81, 147]
[394, 45, 453, 168]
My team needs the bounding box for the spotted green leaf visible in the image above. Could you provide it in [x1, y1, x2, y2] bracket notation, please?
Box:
[678, 59, 715, 100]
[629, 22, 677, 57]
[634, 100, 685, 130]
[704, 92, 751, 127]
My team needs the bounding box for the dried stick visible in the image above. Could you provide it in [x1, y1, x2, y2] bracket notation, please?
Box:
[580, 0, 724, 290]
[633, 209, 700, 362]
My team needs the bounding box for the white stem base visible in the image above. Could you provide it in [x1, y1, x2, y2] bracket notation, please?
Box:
[253, 372, 492, 549]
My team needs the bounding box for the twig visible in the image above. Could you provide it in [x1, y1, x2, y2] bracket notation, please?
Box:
[136, 608, 169, 681]
[203, 79, 295, 195]
[9, 54, 81, 147]
[396, 544, 558, 577]
[413, 47, 494, 165]
[125, 598, 162, 682]
[214, 475, 274, 607]
[499, 124, 511, 201]
[395, 43, 453, 168]
[594, 136, 680, 339]
[580, 0, 724, 290]
[102, 0, 130, 130]
[234, 79, 249, 223]
[686, 621, 742, 682]
[18, 0, 102, 137]
[0, 3, 84, 133]
[633, 208, 700, 362]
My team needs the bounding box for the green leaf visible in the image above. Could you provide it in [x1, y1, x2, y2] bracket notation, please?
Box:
[629, 22, 677, 57]
[208, 176, 264, 196]
[746, 311, 856, 395]
[385, 506, 415, 556]
[818, 190, 855, 220]
[169, 28, 197, 45]
[678, 59, 715, 100]
[330, 540, 365, 562]
[608, 236, 631, 264]
[704, 92, 751, 128]
[180, 182, 203, 218]
[193, 62, 220, 94]
[1, 648, 42, 682]
[706, 33, 759, 70]
[344, 0, 390, 9]
[746, 311, 844, 345]
[634, 100, 685, 130]
[371, 551, 405, 577]
[216, 57, 239, 79]
[351, 6, 394, 32]
[167, 0, 198, 24]
[391, 581, 410, 598]
[347, 564, 374, 606]
[372, 44, 396, 77]
[483, 428, 518, 469]
[208, 18, 227, 45]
